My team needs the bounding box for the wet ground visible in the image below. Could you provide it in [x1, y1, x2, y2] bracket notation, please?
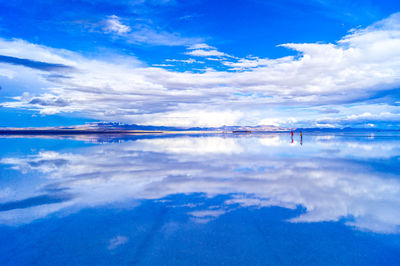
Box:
[0, 132, 400, 265]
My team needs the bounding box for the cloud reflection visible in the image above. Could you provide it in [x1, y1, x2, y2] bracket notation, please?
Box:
[1, 134, 400, 233]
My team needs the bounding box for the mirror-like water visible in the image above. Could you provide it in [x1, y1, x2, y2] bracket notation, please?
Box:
[1, 133, 400, 265]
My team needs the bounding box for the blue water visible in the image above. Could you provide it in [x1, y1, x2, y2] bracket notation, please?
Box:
[0, 133, 400, 265]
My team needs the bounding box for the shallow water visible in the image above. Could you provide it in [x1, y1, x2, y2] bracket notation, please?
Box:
[1, 132, 400, 265]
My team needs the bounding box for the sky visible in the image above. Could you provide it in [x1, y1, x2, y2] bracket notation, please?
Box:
[0, 0, 400, 128]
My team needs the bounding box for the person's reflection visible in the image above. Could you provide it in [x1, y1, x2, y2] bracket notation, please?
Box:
[291, 131, 294, 143]
[300, 131, 303, 146]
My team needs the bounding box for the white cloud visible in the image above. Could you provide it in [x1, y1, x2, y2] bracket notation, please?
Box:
[255, 117, 299, 127]
[0, 38, 76, 66]
[187, 43, 216, 50]
[0, 67, 16, 79]
[127, 25, 202, 46]
[165, 58, 204, 64]
[152, 63, 174, 67]
[185, 44, 232, 58]
[186, 49, 227, 57]
[103, 15, 131, 35]
[140, 109, 243, 127]
[222, 56, 274, 70]
[2, 13, 400, 127]
[102, 15, 201, 46]
[108, 235, 128, 250]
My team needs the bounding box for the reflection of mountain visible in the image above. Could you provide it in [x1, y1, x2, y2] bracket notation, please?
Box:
[1, 134, 400, 233]
[2, 122, 398, 138]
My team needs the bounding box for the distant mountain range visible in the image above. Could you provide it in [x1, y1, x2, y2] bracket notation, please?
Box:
[1, 122, 398, 134]
[81, 122, 397, 132]
[71, 122, 292, 132]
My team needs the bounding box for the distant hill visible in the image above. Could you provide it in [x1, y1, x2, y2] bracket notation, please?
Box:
[1, 122, 398, 134]
[90, 123, 398, 132]
[76, 122, 291, 132]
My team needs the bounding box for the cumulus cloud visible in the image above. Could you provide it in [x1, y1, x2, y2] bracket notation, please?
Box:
[1, 13, 400, 126]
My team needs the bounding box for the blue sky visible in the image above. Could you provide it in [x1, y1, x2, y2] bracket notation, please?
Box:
[0, 0, 400, 128]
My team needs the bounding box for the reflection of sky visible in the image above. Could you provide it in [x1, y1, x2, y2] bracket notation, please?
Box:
[1, 134, 400, 264]
[1, 133, 400, 235]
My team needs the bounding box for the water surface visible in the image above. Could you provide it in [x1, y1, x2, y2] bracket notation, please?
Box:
[1, 132, 400, 265]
